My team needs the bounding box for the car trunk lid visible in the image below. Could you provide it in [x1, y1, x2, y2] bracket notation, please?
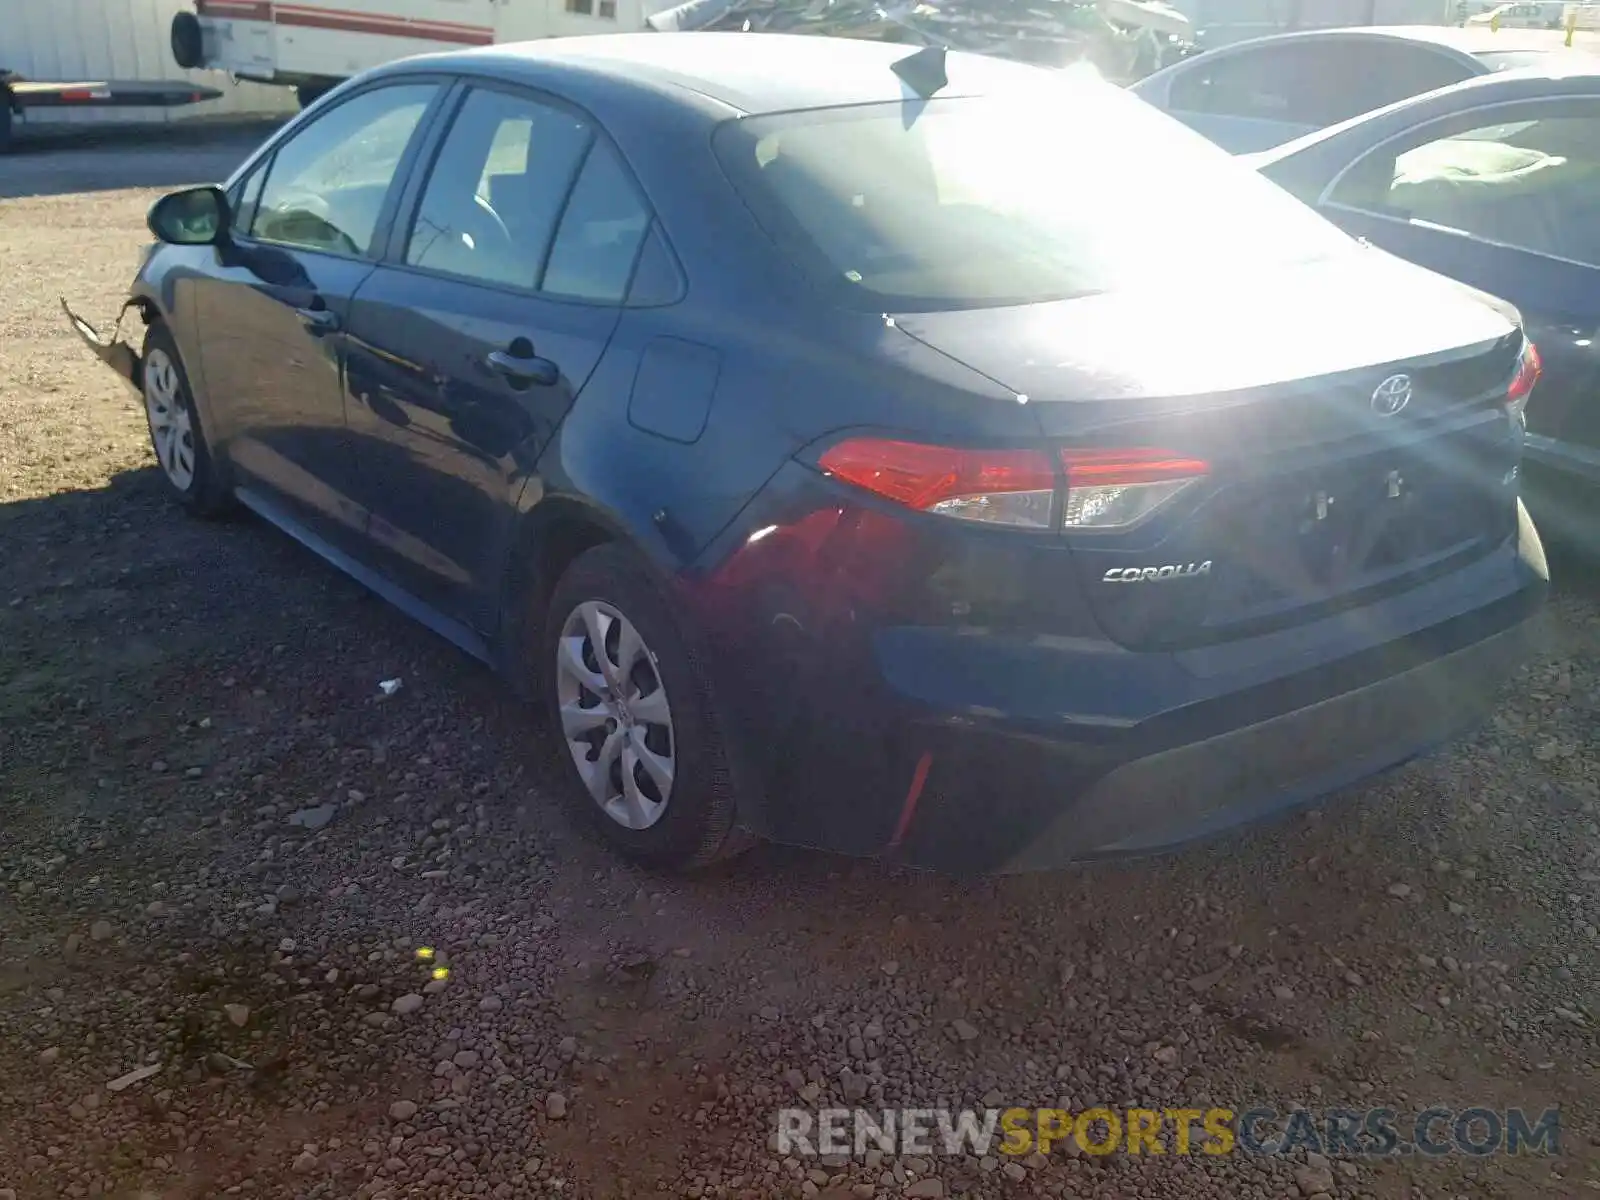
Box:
[892, 255, 1525, 649]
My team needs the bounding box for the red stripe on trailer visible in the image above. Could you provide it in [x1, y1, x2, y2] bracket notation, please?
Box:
[273, 10, 494, 43]
[197, 0, 275, 18]
[272, 4, 495, 42]
[197, 1, 494, 43]
[274, 2, 494, 33]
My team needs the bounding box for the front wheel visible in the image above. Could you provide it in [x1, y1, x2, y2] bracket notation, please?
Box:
[541, 544, 747, 871]
[141, 323, 233, 517]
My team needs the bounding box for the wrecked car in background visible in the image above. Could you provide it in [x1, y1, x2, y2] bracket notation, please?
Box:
[645, 0, 1204, 81]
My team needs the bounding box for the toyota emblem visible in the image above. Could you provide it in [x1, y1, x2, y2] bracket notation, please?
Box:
[1371, 374, 1413, 416]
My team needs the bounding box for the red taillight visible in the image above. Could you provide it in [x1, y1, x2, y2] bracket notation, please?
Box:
[818, 438, 1056, 529]
[1506, 340, 1541, 416]
[817, 438, 1208, 531]
[1060, 447, 1208, 531]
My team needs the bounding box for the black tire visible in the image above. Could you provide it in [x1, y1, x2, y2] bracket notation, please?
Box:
[296, 83, 330, 110]
[0, 89, 14, 156]
[141, 322, 233, 517]
[170, 12, 204, 71]
[540, 544, 749, 871]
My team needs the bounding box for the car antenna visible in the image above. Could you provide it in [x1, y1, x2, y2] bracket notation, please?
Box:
[891, 44, 948, 98]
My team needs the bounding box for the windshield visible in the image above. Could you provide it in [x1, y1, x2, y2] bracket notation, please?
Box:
[713, 86, 1355, 311]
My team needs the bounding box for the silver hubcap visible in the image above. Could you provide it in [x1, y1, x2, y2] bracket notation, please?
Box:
[144, 348, 196, 492]
[554, 600, 676, 830]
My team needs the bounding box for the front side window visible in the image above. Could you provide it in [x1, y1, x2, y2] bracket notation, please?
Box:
[715, 84, 1354, 310]
[228, 161, 268, 237]
[1329, 103, 1600, 267]
[405, 87, 593, 290]
[251, 84, 438, 257]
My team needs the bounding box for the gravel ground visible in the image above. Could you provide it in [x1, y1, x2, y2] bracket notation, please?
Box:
[2, 133, 1599, 1200]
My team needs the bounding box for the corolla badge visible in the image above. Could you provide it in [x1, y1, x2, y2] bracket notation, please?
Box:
[1102, 561, 1213, 583]
[1371, 373, 1412, 416]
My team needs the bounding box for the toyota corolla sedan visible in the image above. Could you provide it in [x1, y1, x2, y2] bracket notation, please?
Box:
[67, 33, 1546, 874]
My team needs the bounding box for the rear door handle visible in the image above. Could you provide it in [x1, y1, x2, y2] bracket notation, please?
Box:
[296, 306, 340, 335]
[486, 344, 559, 388]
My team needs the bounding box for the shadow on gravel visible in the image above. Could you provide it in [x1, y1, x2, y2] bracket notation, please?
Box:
[0, 119, 282, 200]
[1548, 544, 1600, 598]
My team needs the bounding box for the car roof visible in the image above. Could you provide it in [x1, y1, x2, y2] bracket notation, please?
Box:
[388, 31, 1063, 117]
[1202, 23, 1600, 60]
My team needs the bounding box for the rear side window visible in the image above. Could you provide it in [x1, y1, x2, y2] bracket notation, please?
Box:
[1354, 42, 1474, 111]
[251, 84, 437, 257]
[541, 142, 651, 302]
[405, 87, 593, 290]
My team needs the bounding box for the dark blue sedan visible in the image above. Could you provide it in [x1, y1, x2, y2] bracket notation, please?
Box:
[67, 33, 1546, 873]
[1253, 65, 1600, 552]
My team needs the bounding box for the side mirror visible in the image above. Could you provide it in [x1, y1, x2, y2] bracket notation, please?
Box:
[148, 185, 230, 246]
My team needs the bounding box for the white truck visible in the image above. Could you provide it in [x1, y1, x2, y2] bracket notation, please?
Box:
[168, 0, 664, 107]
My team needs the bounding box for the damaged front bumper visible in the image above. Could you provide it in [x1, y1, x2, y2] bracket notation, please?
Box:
[62, 298, 143, 393]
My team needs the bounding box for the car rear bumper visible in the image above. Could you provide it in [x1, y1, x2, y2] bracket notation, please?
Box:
[905, 606, 1537, 872]
[717, 504, 1546, 874]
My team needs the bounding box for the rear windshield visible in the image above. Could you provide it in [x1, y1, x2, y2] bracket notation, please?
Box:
[713, 83, 1355, 311]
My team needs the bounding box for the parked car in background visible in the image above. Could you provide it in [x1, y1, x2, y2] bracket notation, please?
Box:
[1466, 2, 1567, 28]
[1254, 66, 1600, 550]
[67, 35, 1545, 874]
[1132, 24, 1597, 150]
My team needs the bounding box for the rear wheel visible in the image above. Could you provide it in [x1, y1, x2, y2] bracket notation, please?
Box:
[541, 544, 747, 871]
[141, 323, 232, 517]
[295, 83, 330, 110]
[0, 89, 14, 155]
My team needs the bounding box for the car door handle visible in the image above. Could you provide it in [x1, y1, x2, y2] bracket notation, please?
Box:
[296, 306, 340, 336]
[486, 348, 559, 388]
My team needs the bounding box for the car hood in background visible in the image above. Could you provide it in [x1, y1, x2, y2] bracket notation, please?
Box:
[891, 248, 1517, 419]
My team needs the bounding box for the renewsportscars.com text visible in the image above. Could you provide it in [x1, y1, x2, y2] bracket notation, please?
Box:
[775, 1106, 1560, 1159]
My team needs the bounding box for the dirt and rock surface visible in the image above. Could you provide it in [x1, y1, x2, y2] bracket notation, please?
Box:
[2, 131, 1598, 1200]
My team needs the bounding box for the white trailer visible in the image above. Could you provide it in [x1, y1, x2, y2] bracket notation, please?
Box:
[168, 0, 661, 106]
